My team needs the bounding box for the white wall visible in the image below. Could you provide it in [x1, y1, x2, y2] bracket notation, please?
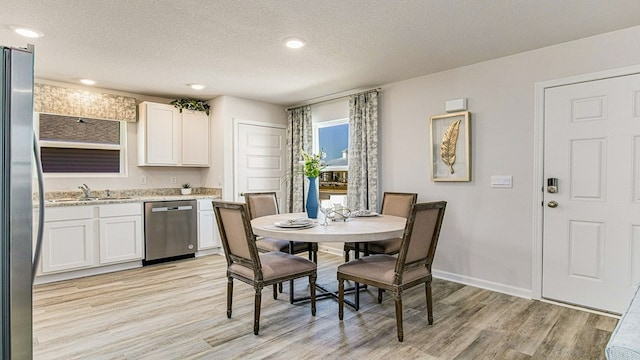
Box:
[204, 95, 286, 200]
[380, 25, 640, 296]
[36, 80, 208, 193]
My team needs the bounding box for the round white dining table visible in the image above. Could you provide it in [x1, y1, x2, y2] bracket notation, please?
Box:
[251, 212, 406, 311]
[250, 212, 406, 243]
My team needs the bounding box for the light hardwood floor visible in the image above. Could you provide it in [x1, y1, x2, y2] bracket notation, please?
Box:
[33, 252, 617, 359]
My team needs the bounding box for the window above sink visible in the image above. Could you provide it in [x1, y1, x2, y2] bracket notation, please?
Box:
[36, 113, 126, 175]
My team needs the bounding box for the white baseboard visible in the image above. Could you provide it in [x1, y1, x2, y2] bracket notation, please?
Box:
[34, 261, 142, 285]
[432, 269, 533, 300]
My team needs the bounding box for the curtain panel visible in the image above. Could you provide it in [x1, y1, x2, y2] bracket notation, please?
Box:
[347, 90, 379, 211]
[285, 106, 313, 213]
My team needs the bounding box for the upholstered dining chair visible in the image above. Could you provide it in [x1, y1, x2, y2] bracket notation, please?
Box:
[244, 192, 318, 263]
[344, 192, 418, 261]
[337, 201, 446, 342]
[213, 200, 317, 335]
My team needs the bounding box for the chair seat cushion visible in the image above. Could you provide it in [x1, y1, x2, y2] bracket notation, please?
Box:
[344, 238, 402, 255]
[256, 237, 316, 253]
[230, 252, 316, 282]
[338, 255, 429, 286]
[367, 238, 402, 254]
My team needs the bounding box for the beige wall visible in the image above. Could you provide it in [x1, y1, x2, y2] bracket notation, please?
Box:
[380, 25, 640, 296]
[205, 95, 287, 200]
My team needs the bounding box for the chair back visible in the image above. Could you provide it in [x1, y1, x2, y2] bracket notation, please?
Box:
[213, 201, 262, 273]
[380, 192, 418, 218]
[395, 201, 447, 278]
[245, 192, 279, 219]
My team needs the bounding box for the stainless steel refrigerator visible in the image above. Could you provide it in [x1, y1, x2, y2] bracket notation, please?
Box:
[1, 45, 35, 359]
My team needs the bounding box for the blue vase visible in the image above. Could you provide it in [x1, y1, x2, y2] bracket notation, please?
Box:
[306, 176, 319, 218]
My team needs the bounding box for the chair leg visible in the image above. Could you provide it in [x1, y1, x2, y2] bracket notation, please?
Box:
[289, 279, 295, 304]
[338, 278, 344, 320]
[310, 274, 317, 316]
[278, 282, 283, 293]
[426, 281, 433, 325]
[254, 286, 262, 335]
[226, 277, 233, 318]
[273, 284, 277, 300]
[394, 290, 404, 342]
[344, 250, 350, 262]
[378, 288, 384, 303]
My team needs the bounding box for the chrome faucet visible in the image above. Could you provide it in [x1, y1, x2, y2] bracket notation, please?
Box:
[78, 184, 92, 198]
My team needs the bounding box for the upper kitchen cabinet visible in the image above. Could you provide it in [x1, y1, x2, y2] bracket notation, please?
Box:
[137, 102, 210, 167]
[181, 109, 210, 166]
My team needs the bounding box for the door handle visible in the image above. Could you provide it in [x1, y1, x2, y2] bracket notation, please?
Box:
[547, 201, 559, 208]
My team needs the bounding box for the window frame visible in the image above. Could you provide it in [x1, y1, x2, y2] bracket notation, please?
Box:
[34, 112, 128, 178]
[313, 117, 349, 172]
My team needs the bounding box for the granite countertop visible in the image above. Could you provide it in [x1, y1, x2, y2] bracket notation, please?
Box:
[35, 188, 221, 208]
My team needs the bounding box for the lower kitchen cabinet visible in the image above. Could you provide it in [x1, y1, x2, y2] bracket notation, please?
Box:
[42, 217, 94, 273]
[98, 203, 143, 264]
[36, 203, 143, 276]
[197, 199, 221, 250]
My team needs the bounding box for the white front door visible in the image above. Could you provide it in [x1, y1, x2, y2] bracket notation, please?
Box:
[543, 73, 640, 313]
[234, 122, 286, 208]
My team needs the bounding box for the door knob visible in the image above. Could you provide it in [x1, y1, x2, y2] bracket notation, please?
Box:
[547, 201, 558, 208]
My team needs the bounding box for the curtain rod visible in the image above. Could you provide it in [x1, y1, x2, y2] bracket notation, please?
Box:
[285, 87, 381, 111]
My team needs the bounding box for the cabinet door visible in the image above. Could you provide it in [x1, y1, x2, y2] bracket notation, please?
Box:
[198, 208, 220, 250]
[181, 110, 210, 166]
[139, 102, 180, 165]
[41, 219, 94, 273]
[99, 215, 143, 264]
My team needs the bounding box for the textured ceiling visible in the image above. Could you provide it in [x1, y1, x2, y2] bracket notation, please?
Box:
[2, 0, 640, 105]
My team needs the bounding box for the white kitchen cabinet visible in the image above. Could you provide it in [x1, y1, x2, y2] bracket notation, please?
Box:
[38, 203, 143, 276]
[41, 206, 95, 273]
[181, 109, 210, 166]
[197, 199, 220, 250]
[138, 102, 180, 166]
[98, 203, 143, 264]
[138, 102, 210, 167]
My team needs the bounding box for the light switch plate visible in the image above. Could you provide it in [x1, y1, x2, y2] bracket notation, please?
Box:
[491, 175, 512, 188]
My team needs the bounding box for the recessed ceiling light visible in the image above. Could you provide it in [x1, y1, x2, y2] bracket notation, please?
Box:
[80, 79, 96, 85]
[188, 83, 206, 90]
[284, 37, 306, 49]
[10, 25, 44, 38]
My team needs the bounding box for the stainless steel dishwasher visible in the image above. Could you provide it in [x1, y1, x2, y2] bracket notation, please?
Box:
[144, 200, 197, 265]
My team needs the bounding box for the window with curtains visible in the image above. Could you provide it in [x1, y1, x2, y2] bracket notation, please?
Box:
[314, 118, 349, 170]
[314, 118, 349, 200]
[36, 113, 125, 174]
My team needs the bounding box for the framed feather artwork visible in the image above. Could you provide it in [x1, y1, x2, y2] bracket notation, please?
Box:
[429, 111, 471, 181]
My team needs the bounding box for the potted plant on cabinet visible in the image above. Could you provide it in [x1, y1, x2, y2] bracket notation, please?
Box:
[170, 99, 210, 115]
[181, 183, 192, 195]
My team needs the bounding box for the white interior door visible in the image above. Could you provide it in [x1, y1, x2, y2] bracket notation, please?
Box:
[543, 73, 640, 313]
[234, 122, 286, 208]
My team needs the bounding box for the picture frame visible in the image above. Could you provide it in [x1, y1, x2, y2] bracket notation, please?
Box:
[429, 111, 471, 182]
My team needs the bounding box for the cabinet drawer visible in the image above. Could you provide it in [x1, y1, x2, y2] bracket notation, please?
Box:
[98, 203, 142, 218]
[45, 206, 93, 222]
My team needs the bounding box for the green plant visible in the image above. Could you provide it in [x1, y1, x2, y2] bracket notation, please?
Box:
[301, 149, 326, 178]
[182, 183, 191, 189]
[170, 99, 210, 115]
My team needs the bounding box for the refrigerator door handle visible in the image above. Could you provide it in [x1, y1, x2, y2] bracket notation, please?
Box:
[32, 132, 45, 284]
